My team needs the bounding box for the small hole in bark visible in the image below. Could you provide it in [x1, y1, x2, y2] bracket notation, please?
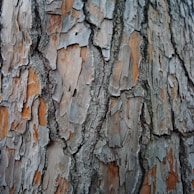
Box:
[72, 89, 77, 97]
[75, 32, 78, 36]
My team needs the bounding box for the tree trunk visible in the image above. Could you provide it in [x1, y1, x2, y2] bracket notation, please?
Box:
[0, 0, 194, 193]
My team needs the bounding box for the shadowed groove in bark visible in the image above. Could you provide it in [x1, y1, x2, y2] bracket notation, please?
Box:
[31, 0, 60, 142]
[167, 0, 194, 87]
[139, 0, 153, 124]
[179, 136, 189, 194]
[139, 103, 150, 192]
[138, 1, 153, 192]
[30, 1, 69, 192]
[69, 0, 126, 193]
[166, 2, 194, 191]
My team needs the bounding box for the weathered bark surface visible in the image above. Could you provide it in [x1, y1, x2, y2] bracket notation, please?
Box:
[0, 0, 194, 193]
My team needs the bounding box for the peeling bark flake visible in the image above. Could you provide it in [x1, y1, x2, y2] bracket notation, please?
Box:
[61, 0, 74, 16]
[165, 148, 179, 191]
[33, 170, 41, 185]
[140, 171, 151, 194]
[55, 176, 68, 194]
[0, 106, 9, 139]
[38, 97, 47, 126]
[27, 68, 41, 97]
[166, 172, 179, 191]
[128, 31, 142, 85]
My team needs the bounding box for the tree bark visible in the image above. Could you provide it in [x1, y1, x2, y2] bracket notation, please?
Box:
[0, 0, 194, 193]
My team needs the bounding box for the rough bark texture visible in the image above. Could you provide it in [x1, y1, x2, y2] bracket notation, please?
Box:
[0, 0, 194, 193]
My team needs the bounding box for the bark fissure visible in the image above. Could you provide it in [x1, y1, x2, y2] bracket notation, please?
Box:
[70, 1, 126, 193]
[167, 7, 194, 194]
[179, 136, 190, 194]
[167, 0, 194, 88]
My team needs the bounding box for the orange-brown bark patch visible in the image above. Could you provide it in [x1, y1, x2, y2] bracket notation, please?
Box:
[167, 148, 173, 170]
[17, 42, 24, 55]
[18, 71, 40, 121]
[166, 172, 178, 191]
[111, 61, 123, 85]
[57, 45, 79, 64]
[21, 102, 30, 119]
[14, 77, 20, 84]
[27, 68, 40, 98]
[72, 9, 80, 19]
[11, 121, 22, 131]
[160, 88, 165, 102]
[47, 14, 62, 34]
[192, 180, 194, 188]
[165, 148, 179, 191]
[112, 61, 123, 87]
[107, 162, 119, 193]
[109, 111, 120, 135]
[61, 0, 74, 16]
[151, 165, 157, 177]
[80, 47, 87, 62]
[33, 124, 39, 144]
[52, 34, 58, 42]
[33, 170, 41, 185]
[151, 165, 157, 193]
[55, 176, 68, 194]
[140, 171, 151, 194]
[153, 9, 159, 18]
[109, 98, 117, 110]
[171, 87, 175, 99]
[38, 97, 47, 126]
[89, 3, 104, 23]
[66, 131, 73, 141]
[6, 147, 15, 154]
[128, 32, 142, 85]
[0, 106, 9, 139]
[10, 187, 14, 194]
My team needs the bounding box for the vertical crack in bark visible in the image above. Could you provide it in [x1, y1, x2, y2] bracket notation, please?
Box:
[179, 136, 190, 194]
[138, 103, 148, 193]
[108, 0, 125, 66]
[30, 1, 68, 192]
[139, 0, 153, 128]
[167, 0, 194, 87]
[166, 1, 194, 192]
[70, 0, 126, 193]
[138, 1, 152, 193]
[30, 1, 48, 191]
[30, 0, 41, 54]
[31, 0, 60, 143]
